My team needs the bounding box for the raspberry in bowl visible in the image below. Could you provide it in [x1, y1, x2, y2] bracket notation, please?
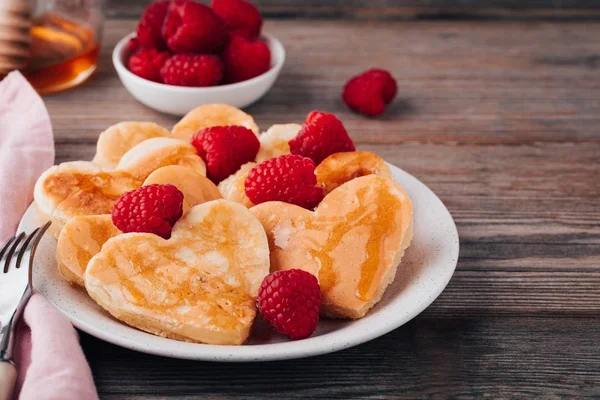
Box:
[112, 0, 285, 116]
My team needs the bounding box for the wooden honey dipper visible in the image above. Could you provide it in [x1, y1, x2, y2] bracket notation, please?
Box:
[0, 0, 32, 74]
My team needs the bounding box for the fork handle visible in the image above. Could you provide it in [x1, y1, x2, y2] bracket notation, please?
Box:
[0, 360, 17, 400]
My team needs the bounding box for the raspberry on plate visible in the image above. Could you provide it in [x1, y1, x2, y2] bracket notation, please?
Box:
[191, 126, 259, 184]
[222, 35, 270, 83]
[128, 49, 171, 83]
[161, 54, 224, 87]
[162, 0, 228, 54]
[342, 69, 397, 116]
[289, 111, 356, 165]
[211, 0, 262, 40]
[112, 184, 184, 239]
[136, 1, 169, 50]
[245, 154, 324, 209]
[258, 269, 322, 340]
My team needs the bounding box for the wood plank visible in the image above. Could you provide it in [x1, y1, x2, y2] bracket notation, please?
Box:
[104, 0, 600, 20]
[81, 317, 600, 398]
[426, 272, 600, 317]
[47, 20, 600, 147]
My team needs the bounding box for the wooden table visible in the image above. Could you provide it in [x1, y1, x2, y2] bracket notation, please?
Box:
[44, 18, 600, 398]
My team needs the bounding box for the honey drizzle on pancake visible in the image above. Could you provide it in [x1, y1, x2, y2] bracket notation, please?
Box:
[45, 171, 139, 196]
[101, 203, 256, 330]
[45, 171, 142, 215]
[307, 182, 402, 301]
[357, 184, 402, 300]
[72, 217, 119, 275]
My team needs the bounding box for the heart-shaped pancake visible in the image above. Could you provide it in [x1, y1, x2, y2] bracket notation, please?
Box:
[144, 165, 221, 212]
[172, 104, 259, 140]
[34, 161, 142, 236]
[316, 151, 392, 195]
[85, 200, 270, 345]
[255, 123, 301, 163]
[57, 165, 222, 286]
[218, 162, 256, 208]
[115, 137, 206, 180]
[251, 175, 413, 319]
[92, 122, 171, 169]
[35, 138, 206, 235]
[57, 214, 120, 286]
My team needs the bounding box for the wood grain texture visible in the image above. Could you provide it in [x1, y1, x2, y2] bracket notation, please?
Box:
[105, 0, 600, 20]
[41, 19, 600, 398]
[81, 317, 600, 399]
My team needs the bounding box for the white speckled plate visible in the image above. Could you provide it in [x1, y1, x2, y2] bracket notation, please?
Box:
[17, 163, 458, 361]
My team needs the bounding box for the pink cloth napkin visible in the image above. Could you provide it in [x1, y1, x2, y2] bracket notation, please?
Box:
[0, 71, 98, 400]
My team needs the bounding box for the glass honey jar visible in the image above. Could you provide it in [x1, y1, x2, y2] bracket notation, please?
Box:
[0, 0, 104, 94]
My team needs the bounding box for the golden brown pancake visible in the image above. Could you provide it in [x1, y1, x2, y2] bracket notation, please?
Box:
[251, 175, 413, 319]
[57, 215, 120, 286]
[92, 122, 171, 169]
[172, 104, 259, 140]
[256, 124, 301, 163]
[218, 162, 256, 208]
[316, 151, 392, 195]
[85, 200, 270, 345]
[144, 165, 222, 212]
[34, 162, 142, 236]
[115, 138, 206, 181]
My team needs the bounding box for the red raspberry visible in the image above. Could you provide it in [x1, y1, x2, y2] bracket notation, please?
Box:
[128, 49, 171, 83]
[211, 0, 262, 40]
[162, 0, 228, 54]
[258, 269, 321, 340]
[289, 111, 356, 165]
[342, 69, 397, 116]
[222, 35, 270, 83]
[126, 37, 139, 55]
[245, 155, 324, 209]
[160, 54, 223, 87]
[191, 126, 259, 184]
[136, 1, 169, 50]
[112, 184, 184, 239]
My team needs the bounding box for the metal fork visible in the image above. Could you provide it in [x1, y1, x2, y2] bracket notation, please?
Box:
[0, 222, 51, 400]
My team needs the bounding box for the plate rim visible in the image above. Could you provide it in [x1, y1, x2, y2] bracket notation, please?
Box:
[18, 163, 459, 361]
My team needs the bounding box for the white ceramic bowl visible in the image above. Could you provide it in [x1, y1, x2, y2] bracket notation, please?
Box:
[113, 32, 286, 116]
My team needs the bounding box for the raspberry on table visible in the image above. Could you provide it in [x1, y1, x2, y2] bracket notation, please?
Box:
[112, 184, 184, 239]
[289, 111, 356, 165]
[128, 49, 171, 83]
[136, 1, 169, 50]
[342, 69, 397, 116]
[191, 126, 260, 184]
[245, 154, 324, 209]
[162, 0, 228, 54]
[222, 35, 271, 83]
[161, 54, 224, 87]
[258, 269, 322, 340]
[211, 0, 263, 40]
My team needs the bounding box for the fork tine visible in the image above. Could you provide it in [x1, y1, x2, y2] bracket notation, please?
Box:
[2, 233, 25, 274]
[0, 235, 17, 266]
[14, 227, 41, 270]
[24, 222, 52, 284]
